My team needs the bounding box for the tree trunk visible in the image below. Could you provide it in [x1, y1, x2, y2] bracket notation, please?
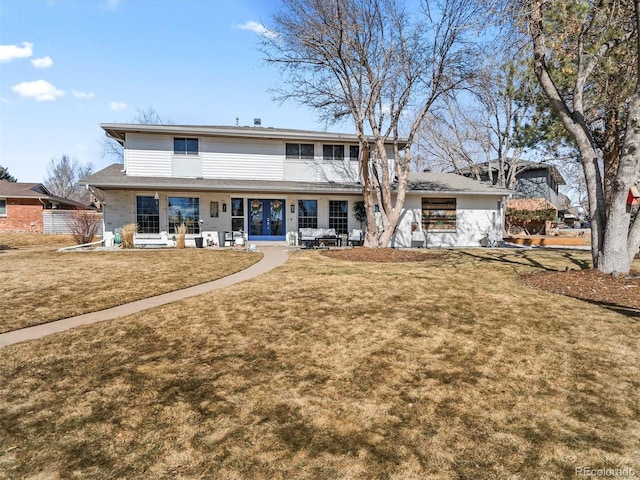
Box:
[528, 0, 610, 271]
[600, 92, 640, 273]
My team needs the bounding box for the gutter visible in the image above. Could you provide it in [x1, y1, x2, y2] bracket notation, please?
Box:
[81, 182, 363, 195]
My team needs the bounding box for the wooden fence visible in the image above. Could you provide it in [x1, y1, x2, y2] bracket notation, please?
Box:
[42, 210, 103, 235]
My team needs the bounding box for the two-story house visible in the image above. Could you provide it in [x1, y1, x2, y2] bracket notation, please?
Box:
[460, 159, 566, 208]
[82, 124, 512, 248]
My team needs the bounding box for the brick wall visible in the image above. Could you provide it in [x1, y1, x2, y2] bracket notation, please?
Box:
[0, 199, 44, 232]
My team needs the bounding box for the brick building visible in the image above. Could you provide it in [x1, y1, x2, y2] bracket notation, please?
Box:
[0, 181, 90, 233]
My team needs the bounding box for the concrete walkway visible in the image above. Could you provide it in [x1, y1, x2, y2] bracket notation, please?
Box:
[0, 246, 289, 348]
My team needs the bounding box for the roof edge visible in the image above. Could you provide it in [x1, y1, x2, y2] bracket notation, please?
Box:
[99, 123, 407, 146]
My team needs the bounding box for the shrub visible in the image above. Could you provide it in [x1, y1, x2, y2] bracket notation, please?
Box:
[120, 223, 138, 249]
[505, 208, 556, 234]
[66, 209, 101, 245]
[353, 201, 366, 228]
[175, 223, 187, 249]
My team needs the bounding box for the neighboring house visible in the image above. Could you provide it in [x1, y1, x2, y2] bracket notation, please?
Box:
[0, 181, 96, 233]
[82, 124, 512, 248]
[460, 159, 566, 209]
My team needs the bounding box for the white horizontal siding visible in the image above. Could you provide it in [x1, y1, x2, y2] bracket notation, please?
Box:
[283, 159, 321, 181]
[201, 137, 283, 180]
[283, 159, 360, 182]
[123, 133, 396, 183]
[125, 133, 172, 177]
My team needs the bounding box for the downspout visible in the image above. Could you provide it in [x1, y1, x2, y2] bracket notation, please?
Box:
[86, 185, 106, 241]
[38, 197, 47, 233]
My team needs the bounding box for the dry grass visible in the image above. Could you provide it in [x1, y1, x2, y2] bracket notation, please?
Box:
[0, 232, 76, 250]
[120, 223, 137, 249]
[1, 248, 639, 479]
[175, 223, 187, 249]
[0, 233, 261, 333]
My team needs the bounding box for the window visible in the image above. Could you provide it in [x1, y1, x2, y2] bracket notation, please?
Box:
[136, 196, 159, 234]
[323, 144, 344, 161]
[422, 198, 456, 231]
[0, 199, 6, 216]
[286, 143, 314, 160]
[349, 145, 360, 162]
[231, 197, 244, 231]
[174, 137, 199, 155]
[329, 200, 348, 234]
[298, 200, 318, 229]
[349, 145, 372, 161]
[168, 197, 200, 234]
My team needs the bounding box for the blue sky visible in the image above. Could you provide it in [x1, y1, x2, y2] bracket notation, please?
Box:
[0, 0, 345, 183]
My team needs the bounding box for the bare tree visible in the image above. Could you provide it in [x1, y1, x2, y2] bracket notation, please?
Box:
[44, 155, 93, 203]
[66, 209, 101, 245]
[415, 97, 490, 176]
[101, 107, 168, 163]
[561, 160, 589, 217]
[264, 0, 482, 247]
[415, 48, 540, 189]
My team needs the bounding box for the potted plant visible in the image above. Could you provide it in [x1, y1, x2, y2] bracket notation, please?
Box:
[195, 219, 204, 248]
[353, 201, 366, 229]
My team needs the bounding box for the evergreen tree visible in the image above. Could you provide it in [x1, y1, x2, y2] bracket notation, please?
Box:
[0, 165, 17, 182]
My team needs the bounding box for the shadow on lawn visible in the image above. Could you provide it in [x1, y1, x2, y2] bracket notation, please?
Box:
[464, 249, 640, 319]
[457, 248, 591, 272]
[559, 295, 640, 320]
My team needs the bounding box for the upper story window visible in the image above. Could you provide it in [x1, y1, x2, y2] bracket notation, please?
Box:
[349, 145, 372, 161]
[323, 144, 344, 161]
[350, 145, 359, 161]
[174, 137, 199, 155]
[0, 199, 6, 216]
[286, 143, 314, 160]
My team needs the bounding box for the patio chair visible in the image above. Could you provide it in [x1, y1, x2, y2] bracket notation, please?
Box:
[348, 229, 364, 246]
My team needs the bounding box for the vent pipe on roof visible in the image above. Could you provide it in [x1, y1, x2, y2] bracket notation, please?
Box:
[236, 116, 239, 127]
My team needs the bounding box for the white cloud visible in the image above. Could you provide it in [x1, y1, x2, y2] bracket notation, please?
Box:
[101, 0, 120, 11]
[12, 80, 64, 101]
[110, 101, 127, 111]
[0, 42, 33, 62]
[72, 90, 95, 99]
[31, 56, 53, 68]
[236, 21, 278, 40]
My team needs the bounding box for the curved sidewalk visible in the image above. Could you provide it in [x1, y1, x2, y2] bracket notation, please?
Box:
[0, 246, 289, 348]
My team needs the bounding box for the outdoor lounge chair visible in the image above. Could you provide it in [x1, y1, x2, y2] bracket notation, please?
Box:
[348, 229, 363, 246]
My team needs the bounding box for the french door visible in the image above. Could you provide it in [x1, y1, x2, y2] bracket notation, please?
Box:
[248, 199, 286, 240]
